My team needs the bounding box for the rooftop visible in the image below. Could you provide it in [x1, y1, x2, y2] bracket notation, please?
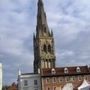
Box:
[41, 66, 90, 77]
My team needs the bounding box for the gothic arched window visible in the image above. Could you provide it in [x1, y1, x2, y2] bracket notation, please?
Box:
[43, 44, 47, 52]
[48, 44, 51, 53]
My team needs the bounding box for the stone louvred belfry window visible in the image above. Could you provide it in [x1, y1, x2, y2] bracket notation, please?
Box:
[48, 44, 51, 53]
[43, 44, 47, 52]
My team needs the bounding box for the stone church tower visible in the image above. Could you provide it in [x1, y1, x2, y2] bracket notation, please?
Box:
[33, 0, 56, 73]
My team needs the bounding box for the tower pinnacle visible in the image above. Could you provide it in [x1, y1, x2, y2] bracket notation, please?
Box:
[36, 0, 49, 36]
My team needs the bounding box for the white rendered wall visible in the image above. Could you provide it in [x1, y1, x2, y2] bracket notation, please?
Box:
[18, 74, 41, 90]
[62, 83, 73, 90]
[79, 87, 90, 90]
[0, 63, 2, 90]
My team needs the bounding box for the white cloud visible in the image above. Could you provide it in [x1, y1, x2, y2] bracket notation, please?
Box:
[0, 0, 90, 85]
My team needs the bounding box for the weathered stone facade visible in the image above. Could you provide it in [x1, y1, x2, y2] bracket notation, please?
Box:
[33, 0, 56, 73]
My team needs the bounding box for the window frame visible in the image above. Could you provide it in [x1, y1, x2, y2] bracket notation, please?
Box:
[24, 80, 28, 86]
[34, 80, 38, 85]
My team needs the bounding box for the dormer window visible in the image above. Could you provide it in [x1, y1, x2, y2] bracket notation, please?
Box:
[64, 68, 68, 74]
[76, 67, 81, 73]
[51, 68, 56, 75]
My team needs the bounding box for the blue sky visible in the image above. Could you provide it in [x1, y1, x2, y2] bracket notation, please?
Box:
[0, 0, 90, 85]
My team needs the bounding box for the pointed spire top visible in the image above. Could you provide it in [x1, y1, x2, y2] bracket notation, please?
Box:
[36, 0, 50, 37]
[39, 0, 43, 2]
[38, 0, 44, 7]
[38, 0, 43, 3]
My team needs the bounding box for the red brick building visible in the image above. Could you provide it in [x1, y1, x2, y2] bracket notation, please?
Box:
[41, 66, 90, 90]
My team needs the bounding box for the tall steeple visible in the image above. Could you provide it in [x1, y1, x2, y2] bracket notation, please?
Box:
[36, 0, 50, 37]
[33, 0, 56, 73]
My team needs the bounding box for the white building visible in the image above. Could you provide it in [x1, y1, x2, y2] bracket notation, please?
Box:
[62, 83, 73, 90]
[18, 71, 41, 90]
[78, 79, 90, 90]
[0, 63, 2, 90]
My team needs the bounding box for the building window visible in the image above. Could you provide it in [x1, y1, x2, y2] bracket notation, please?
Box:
[78, 76, 82, 81]
[59, 78, 62, 82]
[48, 45, 51, 53]
[71, 76, 75, 81]
[66, 77, 70, 82]
[46, 78, 50, 83]
[54, 87, 56, 90]
[24, 80, 28, 86]
[51, 68, 56, 75]
[64, 68, 68, 74]
[34, 80, 38, 85]
[76, 67, 81, 73]
[53, 77, 56, 83]
[47, 87, 50, 90]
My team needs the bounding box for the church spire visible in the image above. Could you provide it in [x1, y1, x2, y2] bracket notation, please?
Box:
[33, 0, 56, 73]
[36, 0, 50, 37]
